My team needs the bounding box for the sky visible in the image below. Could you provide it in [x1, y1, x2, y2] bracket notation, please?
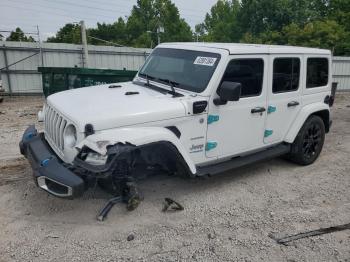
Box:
[0, 0, 218, 40]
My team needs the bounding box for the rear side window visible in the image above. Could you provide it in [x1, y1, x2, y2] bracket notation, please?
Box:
[222, 59, 264, 97]
[307, 58, 329, 88]
[273, 58, 300, 93]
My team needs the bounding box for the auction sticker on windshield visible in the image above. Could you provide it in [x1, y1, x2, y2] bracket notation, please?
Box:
[194, 56, 217, 66]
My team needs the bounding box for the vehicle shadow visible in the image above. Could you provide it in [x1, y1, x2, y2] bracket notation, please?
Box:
[9, 156, 297, 224]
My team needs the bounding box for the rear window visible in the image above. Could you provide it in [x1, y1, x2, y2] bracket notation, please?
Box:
[273, 58, 300, 93]
[307, 58, 329, 88]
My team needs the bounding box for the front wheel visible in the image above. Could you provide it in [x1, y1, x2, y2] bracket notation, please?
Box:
[287, 115, 325, 165]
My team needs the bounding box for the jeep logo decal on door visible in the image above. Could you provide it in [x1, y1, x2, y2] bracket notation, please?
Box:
[190, 144, 204, 153]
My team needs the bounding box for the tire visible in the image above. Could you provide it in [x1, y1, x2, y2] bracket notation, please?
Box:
[287, 115, 325, 165]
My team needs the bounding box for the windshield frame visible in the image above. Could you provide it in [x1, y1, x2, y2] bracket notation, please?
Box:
[138, 48, 222, 93]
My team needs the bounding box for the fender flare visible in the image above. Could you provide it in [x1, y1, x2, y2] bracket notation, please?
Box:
[284, 102, 330, 143]
[76, 127, 196, 175]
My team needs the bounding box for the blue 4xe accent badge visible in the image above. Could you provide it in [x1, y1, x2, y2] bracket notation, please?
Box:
[24, 132, 35, 140]
[268, 106, 276, 114]
[41, 158, 51, 167]
[264, 130, 273, 138]
[206, 142, 218, 151]
[208, 115, 219, 124]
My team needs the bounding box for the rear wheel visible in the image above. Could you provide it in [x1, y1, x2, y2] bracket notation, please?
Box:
[287, 115, 325, 165]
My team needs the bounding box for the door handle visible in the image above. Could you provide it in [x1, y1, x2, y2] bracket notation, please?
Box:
[287, 101, 300, 107]
[251, 107, 266, 114]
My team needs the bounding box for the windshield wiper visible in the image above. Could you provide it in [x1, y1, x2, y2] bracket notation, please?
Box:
[158, 78, 180, 97]
[138, 73, 155, 87]
[137, 73, 183, 97]
[136, 73, 169, 95]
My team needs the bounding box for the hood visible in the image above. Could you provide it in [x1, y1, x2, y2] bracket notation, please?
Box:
[47, 82, 187, 131]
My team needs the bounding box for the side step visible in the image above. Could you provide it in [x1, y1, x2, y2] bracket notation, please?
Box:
[196, 143, 291, 176]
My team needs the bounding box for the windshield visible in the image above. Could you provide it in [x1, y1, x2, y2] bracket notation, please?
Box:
[138, 48, 221, 93]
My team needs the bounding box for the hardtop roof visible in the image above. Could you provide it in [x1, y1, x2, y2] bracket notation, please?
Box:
[160, 42, 331, 55]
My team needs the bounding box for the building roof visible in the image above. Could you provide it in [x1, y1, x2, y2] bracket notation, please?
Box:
[161, 42, 331, 55]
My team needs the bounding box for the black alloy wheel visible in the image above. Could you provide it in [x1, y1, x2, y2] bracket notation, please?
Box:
[287, 115, 325, 165]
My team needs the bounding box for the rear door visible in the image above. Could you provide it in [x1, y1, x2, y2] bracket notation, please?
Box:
[264, 55, 303, 144]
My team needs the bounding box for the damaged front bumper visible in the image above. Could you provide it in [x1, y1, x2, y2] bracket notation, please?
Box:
[19, 125, 85, 199]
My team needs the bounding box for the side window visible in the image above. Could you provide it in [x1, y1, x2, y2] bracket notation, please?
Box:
[222, 59, 264, 97]
[273, 58, 300, 93]
[307, 58, 329, 88]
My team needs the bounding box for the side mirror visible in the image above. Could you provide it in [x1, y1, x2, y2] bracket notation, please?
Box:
[214, 81, 241, 106]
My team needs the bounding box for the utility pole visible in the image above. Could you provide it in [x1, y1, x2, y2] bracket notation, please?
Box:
[80, 20, 89, 68]
[157, 26, 164, 45]
[36, 25, 44, 67]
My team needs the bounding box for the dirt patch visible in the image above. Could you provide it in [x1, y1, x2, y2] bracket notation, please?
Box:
[0, 94, 349, 261]
[0, 158, 29, 186]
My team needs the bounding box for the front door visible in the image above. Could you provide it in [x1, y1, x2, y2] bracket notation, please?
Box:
[264, 55, 303, 144]
[206, 56, 268, 159]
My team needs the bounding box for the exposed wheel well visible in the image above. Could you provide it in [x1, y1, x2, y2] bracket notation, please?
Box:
[310, 110, 330, 133]
[133, 141, 192, 177]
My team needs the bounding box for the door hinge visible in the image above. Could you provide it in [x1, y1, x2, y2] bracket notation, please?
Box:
[267, 105, 276, 114]
[208, 115, 219, 124]
[264, 130, 273, 137]
[206, 141, 218, 151]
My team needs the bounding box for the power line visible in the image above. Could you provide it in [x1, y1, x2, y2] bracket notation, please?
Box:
[3, 1, 117, 22]
[91, 0, 210, 18]
[11, 0, 121, 21]
[42, 0, 207, 21]
[88, 36, 125, 47]
[95, 0, 212, 15]
[42, 0, 131, 16]
[1, 14, 103, 25]
[0, 30, 38, 35]
[3, 0, 205, 26]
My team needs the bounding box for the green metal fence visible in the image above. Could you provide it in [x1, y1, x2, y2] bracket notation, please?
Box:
[38, 67, 138, 97]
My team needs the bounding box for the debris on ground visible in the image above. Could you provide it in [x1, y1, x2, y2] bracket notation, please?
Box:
[17, 111, 37, 117]
[162, 198, 184, 212]
[270, 223, 350, 245]
[127, 234, 135, 241]
[97, 196, 122, 222]
[97, 181, 142, 221]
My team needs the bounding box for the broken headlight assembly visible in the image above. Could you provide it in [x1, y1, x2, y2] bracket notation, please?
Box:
[78, 147, 109, 166]
[74, 143, 136, 174]
[84, 152, 108, 166]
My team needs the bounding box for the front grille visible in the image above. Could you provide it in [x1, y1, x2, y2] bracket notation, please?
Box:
[44, 104, 68, 152]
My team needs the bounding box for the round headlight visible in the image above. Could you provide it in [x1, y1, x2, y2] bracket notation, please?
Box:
[64, 124, 77, 148]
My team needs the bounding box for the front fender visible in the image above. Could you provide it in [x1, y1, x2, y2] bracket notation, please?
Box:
[76, 127, 196, 174]
[284, 102, 330, 143]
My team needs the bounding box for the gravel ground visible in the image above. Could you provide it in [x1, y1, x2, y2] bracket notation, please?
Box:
[0, 94, 349, 262]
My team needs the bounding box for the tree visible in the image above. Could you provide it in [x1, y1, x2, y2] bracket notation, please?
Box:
[46, 23, 81, 44]
[247, 20, 350, 56]
[328, 0, 350, 31]
[6, 27, 35, 42]
[46, 0, 192, 48]
[88, 18, 128, 46]
[238, 0, 314, 37]
[126, 0, 193, 47]
[196, 0, 241, 42]
[0, 34, 3, 41]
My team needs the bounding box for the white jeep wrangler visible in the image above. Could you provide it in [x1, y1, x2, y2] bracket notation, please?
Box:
[20, 43, 336, 203]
